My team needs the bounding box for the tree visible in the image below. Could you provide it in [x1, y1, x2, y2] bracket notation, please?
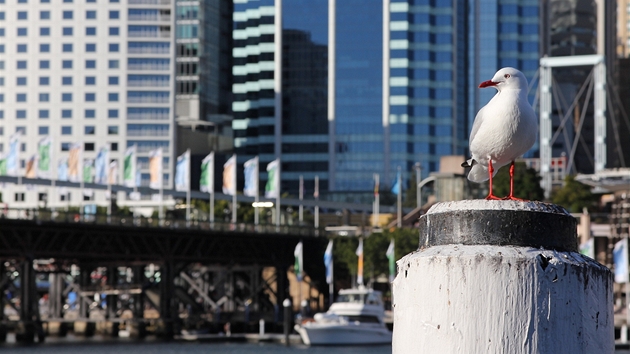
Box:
[551, 175, 597, 212]
[491, 162, 545, 201]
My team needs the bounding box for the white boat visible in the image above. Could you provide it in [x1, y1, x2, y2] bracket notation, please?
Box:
[294, 286, 392, 346]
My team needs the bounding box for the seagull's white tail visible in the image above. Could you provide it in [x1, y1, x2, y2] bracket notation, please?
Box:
[467, 164, 490, 183]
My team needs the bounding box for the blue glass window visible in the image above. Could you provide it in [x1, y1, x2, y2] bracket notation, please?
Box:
[108, 76, 119, 85]
[0, 45, 3, 53]
[85, 60, 96, 69]
[109, 43, 119, 52]
[86, 43, 96, 52]
[85, 76, 96, 85]
[61, 110, 72, 119]
[62, 60, 72, 69]
[108, 126, 119, 135]
[0, 29, 4, 36]
[17, 28, 27, 36]
[40, 27, 50, 36]
[108, 109, 118, 118]
[63, 27, 73, 36]
[62, 93, 72, 102]
[86, 27, 96, 36]
[40, 44, 50, 52]
[84, 126, 95, 135]
[61, 126, 72, 135]
[39, 126, 49, 135]
[108, 60, 119, 69]
[17, 11, 27, 20]
[40, 11, 50, 20]
[85, 93, 95, 102]
[39, 93, 49, 102]
[86, 10, 96, 19]
[62, 43, 73, 52]
[109, 27, 119, 35]
[39, 60, 49, 69]
[17, 61, 27, 69]
[85, 109, 95, 118]
[62, 77, 72, 85]
[63, 11, 73, 19]
[17, 77, 27, 85]
[39, 77, 49, 85]
[0, 12, 4, 20]
[16, 110, 27, 119]
[109, 11, 119, 19]
[108, 93, 119, 102]
[39, 110, 49, 119]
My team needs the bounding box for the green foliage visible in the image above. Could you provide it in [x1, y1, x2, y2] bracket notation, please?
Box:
[491, 162, 545, 201]
[551, 175, 597, 213]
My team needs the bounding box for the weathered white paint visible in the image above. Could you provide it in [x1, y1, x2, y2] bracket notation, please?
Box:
[425, 199, 571, 215]
[393, 245, 613, 353]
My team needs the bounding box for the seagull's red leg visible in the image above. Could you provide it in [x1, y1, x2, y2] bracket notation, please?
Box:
[485, 159, 501, 200]
[503, 160, 526, 201]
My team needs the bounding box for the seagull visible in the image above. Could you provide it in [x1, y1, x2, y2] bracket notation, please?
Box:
[462, 67, 538, 200]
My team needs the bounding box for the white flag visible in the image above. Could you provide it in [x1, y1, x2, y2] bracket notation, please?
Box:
[200, 152, 214, 193]
[223, 154, 236, 195]
[175, 150, 190, 192]
[243, 156, 258, 197]
[265, 159, 280, 198]
[37, 136, 52, 178]
[324, 240, 333, 284]
[614, 238, 628, 283]
[123, 146, 137, 188]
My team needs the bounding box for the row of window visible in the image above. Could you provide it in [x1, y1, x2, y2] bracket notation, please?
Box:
[4, 43, 120, 54]
[0, 26, 120, 37]
[6, 76, 120, 86]
[0, 109, 120, 119]
[5, 92, 121, 103]
[2, 60, 121, 70]
[7, 0, 120, 3]
[1, 10, 120, 20]
[0, 108, 170, 120]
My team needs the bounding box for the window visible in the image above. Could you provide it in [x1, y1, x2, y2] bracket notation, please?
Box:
[63, 27, 73, 36]
[85, 93, 95, 102]
[0, 94, 3, 102]
[39, 77, 49, 85]
[61, 143, 71, 151]
[86, 10, 96, 19]
[39, 93, 49, 102]
[85, 109, 95, 118]
[40, 27, 50, 36]
[62, 60, 73, 69]
[108, 60, 119, 69]
[108, 76, 119, 85]
[108, 109, 118, 118]
[39, 126, 49, 135]
[0, 77, 3, 85]
[109, 27, 119, 36]
[63, 11, 73, 19]
[85, 60, 96, 69]
[41, 0, 50, 2]
[16, 93, 26, 102]
[62, 43, 73, 52]
[0, 111, 3, 119]
[40, 44, 50, 52]
[17, 77, 27, 85]
[62, 77, 72, 85]
[85, 76, 95, 85]
[39, 60, 49, 69]
[15, 193, 25, 203]
[17, 44, 27, 53]
[0, 45, 3, 53]
[17, 28, 27, 36]
[0, 12, 4, 20]
[17, 61, 27, 69]
[17, 11, 27, 20]
[62, 93, 72, 102]
[85, 126, 95, 135]
[61, 109, 72, 119]
[86, 27, 96, 36]
[38, 110, 49, 118]
[16, 110, 26, 119]
[16, 127, 26, 135]
[109, 11, 119, 19]
[85, 43, 96, 52]
[110, 143, 118, 152]
[85, 143, 95, 151]
[61, 126, 72, 135]
[109, 43, 119, 52]
[108, 126, 119, 135]
[40, 11, 50, 20]
[0, 29, 4, 37]
[108, 93, 119, 102]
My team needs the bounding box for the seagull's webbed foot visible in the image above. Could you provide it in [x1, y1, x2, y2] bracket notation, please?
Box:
[502, 195, 527, 201]
[485, 194, 502, 201]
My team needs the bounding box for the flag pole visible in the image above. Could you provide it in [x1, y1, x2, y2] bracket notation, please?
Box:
[299, 175, 303, 224]
[397, 166, 402, 228]
[209, 152, 215, 225]
[254, 156, 259, 225]
[186, 149, 191, 228]
[50, 138, 56, 214]
[275, 159, 281, 227]
[79, 148, 84, 221]
[232, 154, 237, 224]
[314, 175, 319, 229]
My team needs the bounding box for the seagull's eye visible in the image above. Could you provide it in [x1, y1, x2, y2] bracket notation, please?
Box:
[504, 74, 511, 79]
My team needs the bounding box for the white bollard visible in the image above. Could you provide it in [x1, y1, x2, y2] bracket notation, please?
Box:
[393, 200, 613, 354]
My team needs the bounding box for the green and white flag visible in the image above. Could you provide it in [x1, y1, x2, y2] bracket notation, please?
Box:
[294, 241, 303, 282]
[265, 159, 280, 198]
[123, 145, 137, 188]
[37, 136, 52, 178]
[0, 155, 7, 176]
[386, 239, 395, 282]
[83, 159, 94, 183]
[200, 152, 214, 193]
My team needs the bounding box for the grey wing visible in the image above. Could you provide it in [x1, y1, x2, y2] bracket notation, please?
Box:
[469, 106, 486, 144]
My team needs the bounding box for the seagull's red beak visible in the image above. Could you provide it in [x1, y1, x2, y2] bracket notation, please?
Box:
[478, 80, 498, 88]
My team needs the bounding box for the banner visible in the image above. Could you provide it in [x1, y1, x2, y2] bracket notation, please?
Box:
[7, 132, 21, 177]
[83, 158, 94, 183]
[149, 148, 162, 189]
[94, 146, 109, 185]
[57, 159, 68, 182]
[294, 241, 303, 282]
[386, 239, 396, 282]
[200, 152, 214, 193]
[324, 240, 333, 284]
[108, 160, 118, 185]
[614, 238, 629, 284]
[579, 238, 594, 259]
[25, 155, 37, 178]
[243, 156, 258, 197]
[123, 146, 137, 188]
[175, 150, 190, 192]
[68, 143, 82, 182]
[0, 155, 7, 176]
[356, 238, 364, 285]
[37, 136, 52, 178]
[265, 159, 280, 198]
[222, 155, 236, 195]
[391, 170, 402, 195]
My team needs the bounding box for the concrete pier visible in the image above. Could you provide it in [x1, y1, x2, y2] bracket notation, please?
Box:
[393, 200, 613, 353]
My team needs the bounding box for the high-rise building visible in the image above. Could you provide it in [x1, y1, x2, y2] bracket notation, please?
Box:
[0, 0, 176, 207]
[232, 0, 542, 201]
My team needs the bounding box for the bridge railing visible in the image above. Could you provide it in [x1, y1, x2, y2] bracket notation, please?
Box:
[0, 208, 323, 237]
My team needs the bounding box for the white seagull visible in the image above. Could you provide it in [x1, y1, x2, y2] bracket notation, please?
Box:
[462, 67, 538, 200]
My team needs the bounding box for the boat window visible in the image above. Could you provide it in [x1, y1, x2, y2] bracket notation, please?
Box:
[336, 294, 365, 303]
[346, 315, 381, 323]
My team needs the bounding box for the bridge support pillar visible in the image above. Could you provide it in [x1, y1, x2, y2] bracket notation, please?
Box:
[16, 258, 44, 343]
[158, 261, 175, 339]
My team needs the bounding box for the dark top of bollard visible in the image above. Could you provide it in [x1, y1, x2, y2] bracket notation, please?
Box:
[419, 200, 577, 252]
